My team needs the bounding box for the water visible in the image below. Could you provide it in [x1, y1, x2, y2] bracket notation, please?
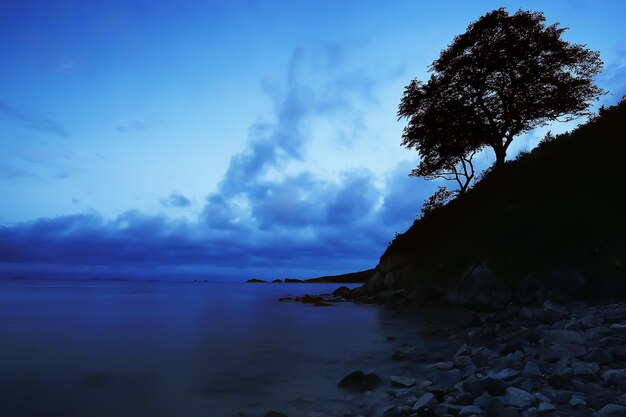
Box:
[0, 279, 458, 417]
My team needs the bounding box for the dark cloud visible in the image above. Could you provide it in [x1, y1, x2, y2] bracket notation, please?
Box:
[0, 100, 69, 137]
[116, 120, 150, 133]
[161, 193, 191, 208]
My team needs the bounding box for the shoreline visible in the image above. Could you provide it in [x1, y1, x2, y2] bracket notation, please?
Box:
[270, 296, 626, 417]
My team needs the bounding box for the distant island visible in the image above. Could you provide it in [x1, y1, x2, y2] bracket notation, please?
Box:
[246, 268, 375, 284]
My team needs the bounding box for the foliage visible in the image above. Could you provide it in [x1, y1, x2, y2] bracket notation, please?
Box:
[421, 186, 458, 217]
[399, 7, 605, 177]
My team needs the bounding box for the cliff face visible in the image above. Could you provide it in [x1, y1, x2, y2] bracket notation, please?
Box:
[359, 99, 626, 309]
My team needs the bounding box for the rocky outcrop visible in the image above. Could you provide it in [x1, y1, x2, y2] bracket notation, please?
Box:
[357, 257, 593, 311]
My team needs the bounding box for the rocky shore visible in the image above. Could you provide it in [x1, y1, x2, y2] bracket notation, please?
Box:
[267, 298, 626, 417]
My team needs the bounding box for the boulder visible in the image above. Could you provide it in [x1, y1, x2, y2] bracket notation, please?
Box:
[445, 263, 512, 311]
[263, 412, 287, 417]
[462, 377, 507, 397]
[337, 370, 382, 392]
[515, 267, 587, 305]
[522, 362, 542, 378]
[502, 387, 536, 408]
[364, 271, 385, 294]
[586, 348, 614, 365]
[602, 369, 626, 388]
[389, 376, 416, 387]
[412, 392, 437, 412]
[458, 405, 483, 416]
[332, 286, 352, 298]
[594, 404, 626, 417]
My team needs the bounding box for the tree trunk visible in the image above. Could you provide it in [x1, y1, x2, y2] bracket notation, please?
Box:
[493, 145, 507, 170]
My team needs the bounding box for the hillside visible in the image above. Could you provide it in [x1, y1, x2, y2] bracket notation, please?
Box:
[304, 269, 375, 284]
[359, 98, 626, 308]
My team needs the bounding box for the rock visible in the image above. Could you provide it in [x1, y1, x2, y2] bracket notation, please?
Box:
[389, 376, 416, 388]
[337, 371, 382, 392]
[445, 263, 512, 311]
[581, 315, 598, 329]
[586, 348, 614, 365]
[472, 350, 491, 368]
[272, 279, 282, 283]
[473, 392, 495, 409]
[457, 344, 470, 357]
[594, 404, 626, 417]
[569, 396, 587, 407]
[247, 278, 267, 283]
[432, 361, 454, 370]
[540, 330, 585, 359]
[433, 369, 462, 388]
[488, 368, 521, 381]
[364, 271, 385, 294]
[572, 361, 599, 376]
[455, 355, 474, 367]
[332, 286, 352, 298]
[459, 405, 484, 416]
[463, 377, 507, 397]
[543, 329, 584, 345]
[612, 346, 626, 360]
[393, 346, 416, 361]
[522, 408, 539, 417]
[503, 387, 536, 408]
[500, 339, 529, 355]
[537, 402, 556, 414]
[522, 362, 542, 378]
[263, 412, 287, 417]
[412, 392, 437, 412]
[602, 369, 626, 388]
[382, 406, 409, 417]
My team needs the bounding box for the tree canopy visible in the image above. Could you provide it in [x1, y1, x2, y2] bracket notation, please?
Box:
[398, 8, 605, 185]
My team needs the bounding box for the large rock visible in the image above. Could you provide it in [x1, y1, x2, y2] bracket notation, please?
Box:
[502, 387, 536, 408]
[594, 404, 626, 417]
[412, 392, 437, 413]
[602, 369, 626, 388]
[364, 271, 385, 294]
[462, 377, 507, 397]
[515, 266, 587, 305]
[445, 263, 512, 311]
[337, 370, 382, 392]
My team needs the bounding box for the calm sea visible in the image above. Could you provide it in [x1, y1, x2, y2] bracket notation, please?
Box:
[0, 279, 456, 417]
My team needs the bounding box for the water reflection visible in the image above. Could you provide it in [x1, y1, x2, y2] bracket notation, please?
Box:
[0, 280, 457, 417]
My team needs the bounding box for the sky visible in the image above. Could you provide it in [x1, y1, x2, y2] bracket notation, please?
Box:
[1, 0, 625, 280]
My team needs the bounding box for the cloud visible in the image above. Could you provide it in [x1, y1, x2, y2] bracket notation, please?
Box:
[0, 160, 425, 279]
[0, 100, 69, 137]
[161, 193, 191, 208]
[0, 45, 429, 280]
[116, 120, 150, 133]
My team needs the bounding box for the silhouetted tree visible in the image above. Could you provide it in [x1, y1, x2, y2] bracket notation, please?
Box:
[399, 8, 605, 173]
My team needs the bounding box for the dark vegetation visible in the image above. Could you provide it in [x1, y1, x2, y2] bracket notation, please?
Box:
[384, 98, 626, 298]
[303, 268, 375, 284]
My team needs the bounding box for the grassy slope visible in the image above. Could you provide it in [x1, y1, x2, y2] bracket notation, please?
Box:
[383, 99, 626, 296]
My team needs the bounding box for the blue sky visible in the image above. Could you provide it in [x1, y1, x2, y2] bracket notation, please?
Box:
[1, 0, 625, 280]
